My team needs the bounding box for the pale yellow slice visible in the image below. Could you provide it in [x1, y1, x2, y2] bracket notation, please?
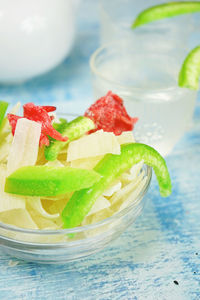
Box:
[67, 130, 120, 161]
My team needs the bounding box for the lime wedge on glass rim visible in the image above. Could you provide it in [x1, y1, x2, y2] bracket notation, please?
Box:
[132, 2, 200, 29]
[178, 45, 200, 90]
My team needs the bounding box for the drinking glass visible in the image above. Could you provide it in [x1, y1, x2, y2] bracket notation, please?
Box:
[100, 0, 194, 51]
[90, 42, 197, 156]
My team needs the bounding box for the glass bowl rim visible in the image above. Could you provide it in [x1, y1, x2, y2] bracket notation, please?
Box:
[90, 42, 190, 94]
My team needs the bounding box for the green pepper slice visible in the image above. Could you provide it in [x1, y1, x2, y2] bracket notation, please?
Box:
[0, 101, 9, 130]
[5, 166, 101, 197]
[62, 143, 172, 228]
[45, 116, 95, 161]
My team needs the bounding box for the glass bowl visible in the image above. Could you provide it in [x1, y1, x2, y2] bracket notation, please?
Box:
[0, 112, 152, 263]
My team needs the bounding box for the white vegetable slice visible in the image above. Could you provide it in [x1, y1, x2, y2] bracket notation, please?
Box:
[28, 212, 60, 230]
[0, 102, 21, 138]
[70, 155, 103, 170]
[130, 160, 144, 175]
[110, 170, 145, 205]
[120, 160, 144, 184]
[0, 208, 38, 229]
[83, 207, 114, 229]
[54, 217, 64, 229]
[26, 198, 59, 219]
[45, 160, 64, 167]
[10, 102, 21, 115]
[0, 165, 25, 212]
[87, 195, 110, 217]
[41, 194, 69, 201]
[117, 176, 148, 212]
[67, 130, 120, 161]
[0, 133, 13, 163]
[117, 131, 135, 145]
[7, 118, 41, 175]
[103, 180, 122, 197]
[41, 195, 71, 214]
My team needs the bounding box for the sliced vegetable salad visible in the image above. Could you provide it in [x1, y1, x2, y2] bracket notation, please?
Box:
[0, 92, 172, 230]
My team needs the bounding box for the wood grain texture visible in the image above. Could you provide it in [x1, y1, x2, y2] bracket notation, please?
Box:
[0, 0, 200, 299]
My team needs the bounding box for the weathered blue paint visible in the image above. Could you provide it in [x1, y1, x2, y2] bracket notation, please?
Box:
[0, 1, 199, 299]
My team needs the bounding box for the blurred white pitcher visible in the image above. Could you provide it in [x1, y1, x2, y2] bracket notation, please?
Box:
[0, 0, 80, 83]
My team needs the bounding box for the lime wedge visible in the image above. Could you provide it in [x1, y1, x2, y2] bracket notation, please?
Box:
[132, 2, 200, 29]
[178, 45, 200, 90]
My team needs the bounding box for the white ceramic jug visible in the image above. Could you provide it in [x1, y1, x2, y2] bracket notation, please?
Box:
[0, 0, 80, 83]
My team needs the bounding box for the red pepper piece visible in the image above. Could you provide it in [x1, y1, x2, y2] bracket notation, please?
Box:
[40, 133, 50, 146]
[7, 103, 68, 147]
[23, 103, 68, 143]
[7, 114, 22, 135]
[41, 106, 56, 113]
[84, 91, 138, 135]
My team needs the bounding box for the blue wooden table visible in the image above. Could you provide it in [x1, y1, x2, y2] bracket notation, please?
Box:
[0, 1, 199, 299]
